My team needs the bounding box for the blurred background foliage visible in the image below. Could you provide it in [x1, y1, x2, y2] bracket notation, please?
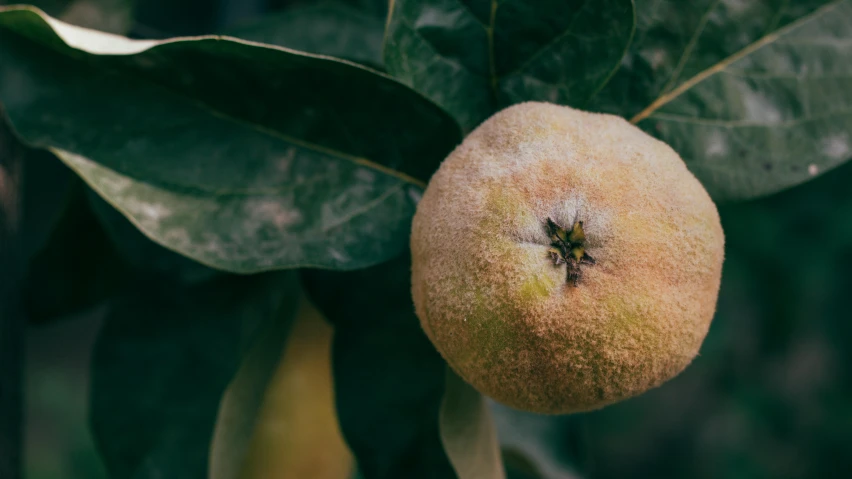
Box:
[9, 0, 852, 478]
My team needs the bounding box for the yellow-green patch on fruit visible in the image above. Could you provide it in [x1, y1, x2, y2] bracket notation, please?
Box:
[411, 102, 724, 414]
[240, 299, 352, 479]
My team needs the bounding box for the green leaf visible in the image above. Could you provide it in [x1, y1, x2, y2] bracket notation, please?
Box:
[20, 144, 74, 260]
[208, 295, 302, 479]
[23, 184, 131, 323]
[87, 190, 220, 284]
[490, 403, 583, 479]
[301, 255, 458, 479]
[590, 0, 852, 202]
[383, 0, 635, 131]
[341, 0, 390, 19]
[89, 272, 299, 479]
[0, 6, 462, 273]
[440, 369, 505, 479]
[225, 2, 385, 68]
[24, 177, 221, 323]
[0, 115, 71, 278]
[501, 449, 545, 479]
[4, 111, 72, 266]
[219, 299, 355, 479]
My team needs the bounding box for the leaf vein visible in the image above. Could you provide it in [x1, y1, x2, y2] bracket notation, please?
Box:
[321, 182, 409, 232]
[648, 109, 852, 128]
[0, 7, 429, 189]
[630, 0, 845, 124]
[497, 0, 593, 80]
[659, 0, 722, 94]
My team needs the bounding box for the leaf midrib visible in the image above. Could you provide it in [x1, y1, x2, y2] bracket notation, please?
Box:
[645, 109, 852, 127]
[658, 0, 722, 95]
[493, 0, 593, 81]
[387, 0, 624, 104]
[630, 0, 845, 125]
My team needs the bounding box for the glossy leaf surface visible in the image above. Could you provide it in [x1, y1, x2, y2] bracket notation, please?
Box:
[384, 0, 635, 131]
[591, 0, 852, 201]
[0, 6, 461, 272]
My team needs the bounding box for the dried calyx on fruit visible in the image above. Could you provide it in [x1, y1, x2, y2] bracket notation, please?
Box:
[545, 218, 596, 287]
[411, 102, 725, 414]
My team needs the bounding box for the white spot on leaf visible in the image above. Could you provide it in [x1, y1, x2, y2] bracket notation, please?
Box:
[808, 164, 819, 176]
[740, 88, 782, 123]
[247, 199, 302, 230]
[821, 134, 850, 159]
[327, 248, 349, 263]
[163, 228, 192, 248]
[98, 175, 133, 194]
[355, 168, 377, 183]
[276, 148, 296, 174]
[705, 131, 728, 157]
[125, 199, 172, 222]
[641, 47, 668, 70]
[722, 0, 749, 15]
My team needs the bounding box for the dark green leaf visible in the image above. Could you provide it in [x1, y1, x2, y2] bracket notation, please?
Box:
[590, 0, 852, 201]
[490, 402, 582, 479]
[502, 448, 545, 479]
[225, 2, 385, 68]
[383, 0, 635, 131]
[301, 255, 457, 479]
[4, 107, 72, 266]
[20, 144, 74, 259]
[87, 190, 220, 283]
[89, 272, 299, 479]
[0, 6, 461, 273]
[340, 0, 389, 19]
[208, 296, 303, 479]
[23, 184, 131, 323]
[24, 176, 221, 323]
[440, 369, 505, 479]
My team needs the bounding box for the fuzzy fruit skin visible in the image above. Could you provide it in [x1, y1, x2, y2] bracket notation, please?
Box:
[411, 102, 724, 414]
